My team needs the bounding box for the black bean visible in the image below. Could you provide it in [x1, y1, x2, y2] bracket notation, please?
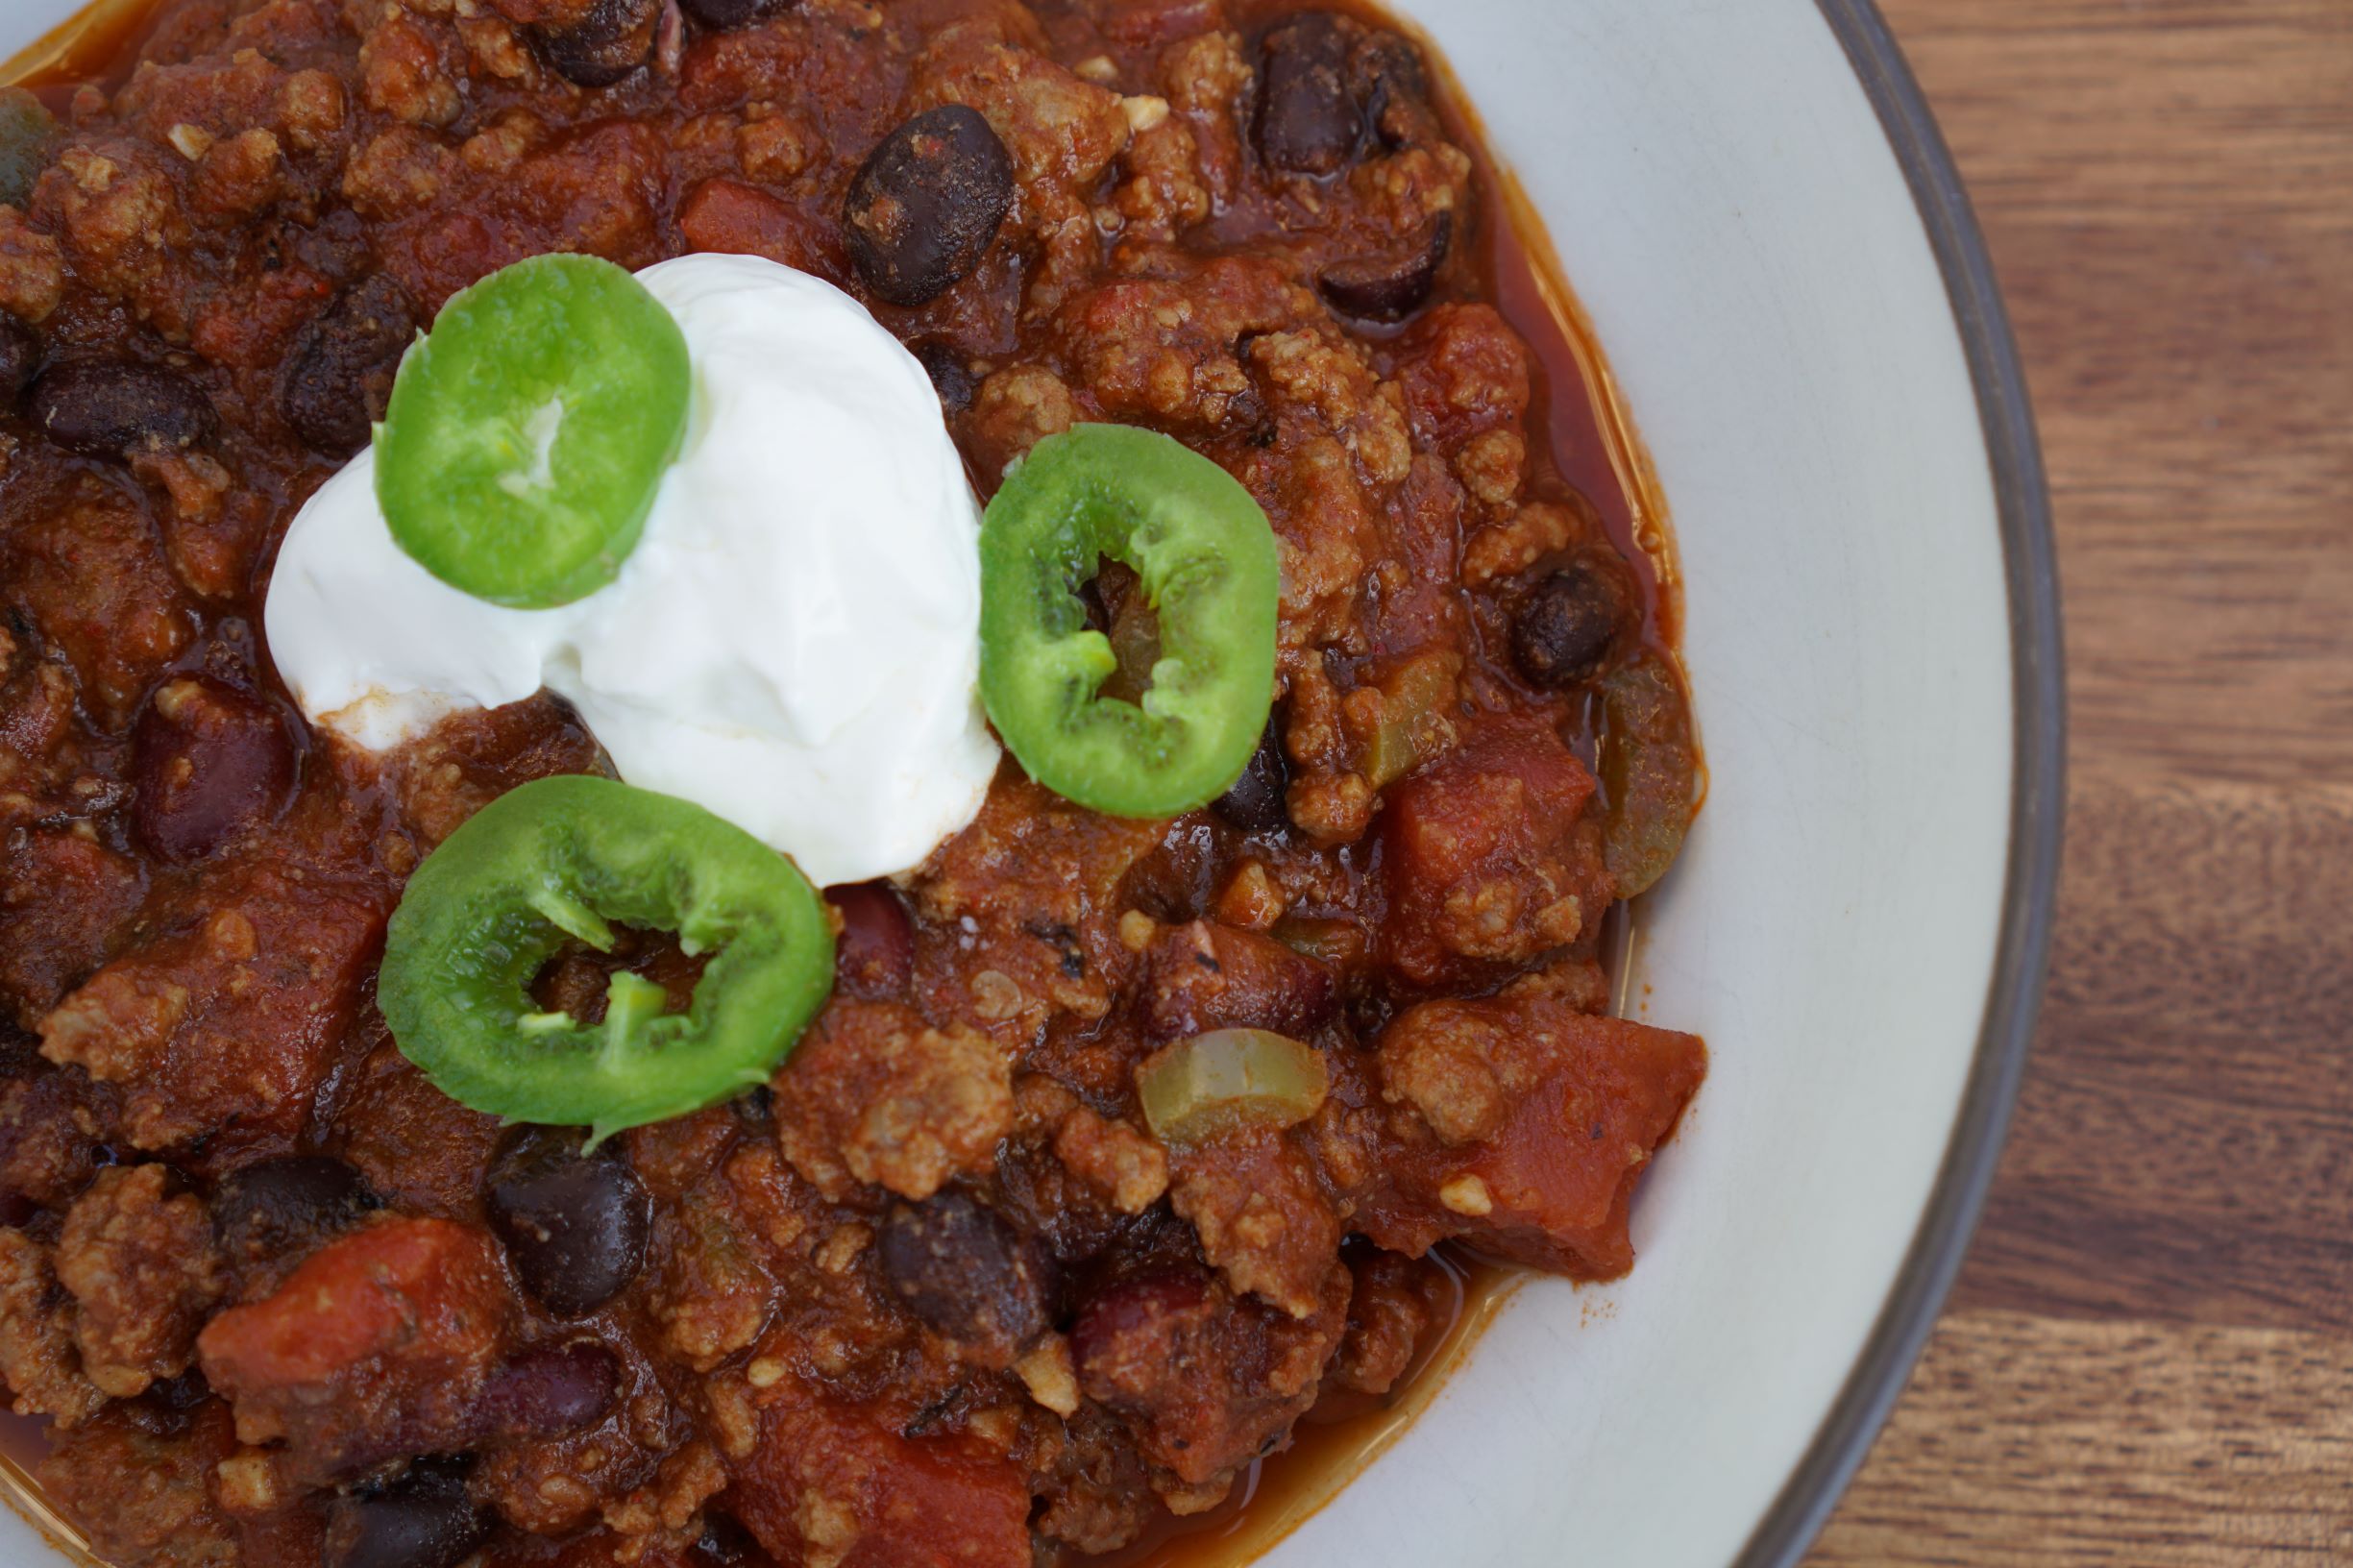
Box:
[733, 1082, 775, 1135]
[478, 1341, 620, 1437]
[689, 1512, 765, 1567]
[281, 275, 417, 456]
[533, 0, 662, 88]
[210, 1156, 380, 1271]
[1255, 13, 1360, 176]
[483, 1126, 650, 1317]
[877, 1191, 1051, 1368]
[843, 106, 1015, 307]
[1509, 562, 1628, 689]
[131, 676, 300, 862]
[0, 312, 39, 404]
[325, 1461, 488, 1568]
[677, 0, 794, 29]
[119, 1368, 211, 1438]
[1212, 715, 1290, 833]
[1318, 211, 1453, 322]
[911, 340, 975, 415]
[29, 360, 214, 458]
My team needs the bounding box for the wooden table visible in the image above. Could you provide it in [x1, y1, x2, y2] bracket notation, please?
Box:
[1804, 3, 2353, 1561]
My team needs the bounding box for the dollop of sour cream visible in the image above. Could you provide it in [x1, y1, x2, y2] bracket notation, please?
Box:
[266, 254, 1001, 887]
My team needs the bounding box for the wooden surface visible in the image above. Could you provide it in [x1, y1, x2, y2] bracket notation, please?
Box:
[1806, 3, 2353, 1563]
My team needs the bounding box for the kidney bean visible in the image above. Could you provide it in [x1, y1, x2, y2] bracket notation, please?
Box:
[0, 312, 38, 404]
[1319, 212, 1453, 322]
[483, 1126, 651, 1316]
[912, 340, 975, 415]
[1212, 716, 1290, 833]
[533, 0, 662, 87]
[826, 881, 914, 1000]
[843, 106, 1015, 307]
[877, 1191, 1052, 1367]
[1508, 560, 1629, 689]
[1069, 1269, 1211, 1386]
[30, 360, 214, 459]
[1139, 921, 1336, 1042]
[1255, 13, 1360, 176]
[131, 676, 300, 862]
[281, 275, 417, 456]
[210, 1155, 381, 1270]
[478, 1340, 620, 1436]
[677, 0, 794, 28]
[325, 1461, 488, 1568]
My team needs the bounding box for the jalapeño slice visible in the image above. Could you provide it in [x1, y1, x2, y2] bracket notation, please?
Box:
[978, 425, 1280, 819]
[379, 775, 833, 1143]
[376, 254, 690, 609]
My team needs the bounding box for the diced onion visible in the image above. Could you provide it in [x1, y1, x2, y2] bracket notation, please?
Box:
[1137, 1028, 1330, 1145]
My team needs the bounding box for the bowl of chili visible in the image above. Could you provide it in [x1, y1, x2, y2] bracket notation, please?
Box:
[0, 0, 2057, 1566]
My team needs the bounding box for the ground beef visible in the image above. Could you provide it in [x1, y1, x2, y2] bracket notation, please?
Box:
[0, 1226, 103, 1425]
[40, 1403, 242, 1568]
[772, 999, 1015, 1203]
[54, 1163, 224, 1397]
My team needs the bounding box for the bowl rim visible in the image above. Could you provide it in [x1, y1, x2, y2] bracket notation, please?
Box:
[1731, 4, 2066, 1564]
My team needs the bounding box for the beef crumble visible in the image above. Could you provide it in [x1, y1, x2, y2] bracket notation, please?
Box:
[0, 1, 1704, 1564]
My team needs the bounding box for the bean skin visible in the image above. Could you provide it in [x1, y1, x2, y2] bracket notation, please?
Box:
[912, 340, 976, 415]
[1508, 561, 1628, 689]
[1068, 1269, 1212, 1390]
[1319, 212, 1453, 322]
[1350, 29, 1434, 149]
[324, 1461, 487, 1568]
[689, 1512, 764, 1567]
[0, 311, 38, 404]
[1254, 13, 1360, 176]
[843, 106, 1015, 307]
[1212, 716, 1290, 834]
[826, 882, 914, 1000]
[483, 1126, 651, 1317]
[878, 1191, 1052, 1367]
[677, 0, 795, 28]
[131, 676, 300, 862]
[477, 1340, 621, 1436]
[30, 360, 214, 458]
[533, 0, 662, 87]
[281, 275, 416, 456]
[209, 1155, 380, 1272]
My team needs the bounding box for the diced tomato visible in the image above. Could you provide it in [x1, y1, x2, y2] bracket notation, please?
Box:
[728, 1387, 1030, 1568]
[679, 179, 847, 283]
[1366, 986, 1703, 1277]
[1380, 718, 1604, 991]
[196, 1217, 512, 1479]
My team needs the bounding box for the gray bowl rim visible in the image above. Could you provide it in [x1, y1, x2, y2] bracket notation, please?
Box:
[1733, 5, 2067, 1563]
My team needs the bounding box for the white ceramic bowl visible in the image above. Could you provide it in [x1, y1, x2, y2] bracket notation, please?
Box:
[0, 1, 2062, 1563]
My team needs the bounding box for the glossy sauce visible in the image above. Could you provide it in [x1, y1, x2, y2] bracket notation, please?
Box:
[0, 4, 1684, 1565]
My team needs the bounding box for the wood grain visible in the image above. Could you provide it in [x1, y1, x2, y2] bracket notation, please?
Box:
[1808, 2, 2353, 1561]
[1809, 1312, 2353, 1565]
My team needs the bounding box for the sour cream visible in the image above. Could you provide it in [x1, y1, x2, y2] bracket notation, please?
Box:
[266, 254, 1001, 887]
